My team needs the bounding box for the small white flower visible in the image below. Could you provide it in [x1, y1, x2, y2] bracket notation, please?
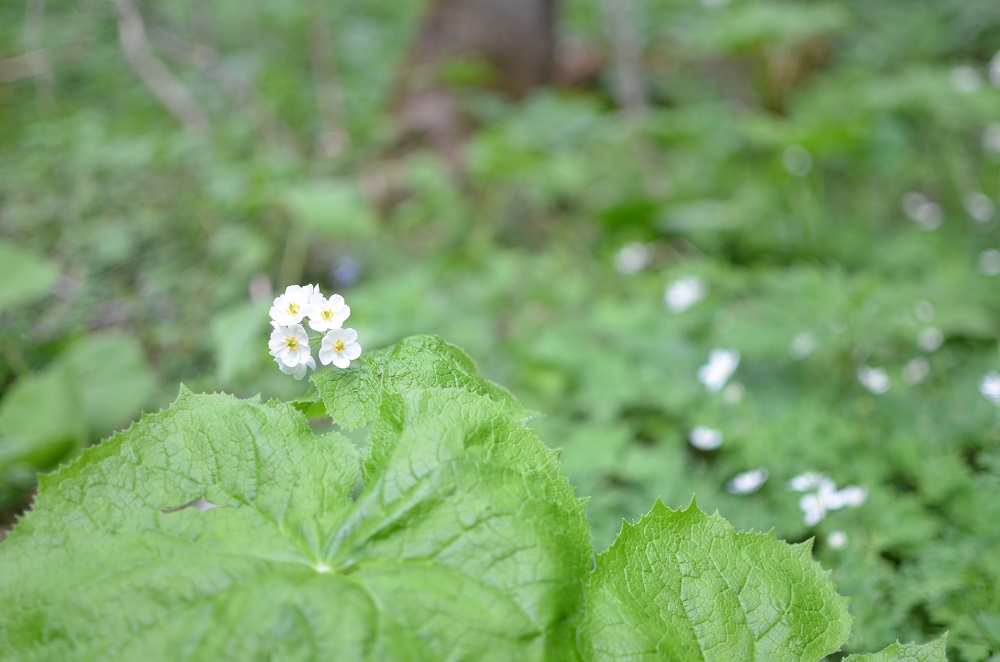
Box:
[902, 357, 930, 385]
[799, 479, 866, 526]
[800, 479, 837, 526]
[901, 192, 942, 230]
[722, 382, 745, 405]
[787, 471, 828, 492]
[964, 192, 996, 223]
[307, 292, 350, 332]
[790, 332, 817, 360]
[320, 328, 362, 369]
[984, 125, 1000, 155]
[827, 530, 848, 550]
[664, 277, 707, 313]
[727, 468, 768, 495]
[698, 349, 740, 392]
[989, 51, 1000, 88]
[268, 322, 312, 368]
[918, 327, 943, 353]
[782, 145, 812, 177]
[980, 371, 1000, 405]
[614, 242, 651, 275]
[689, 426, 723, 451]
[951, 65, 982, 94]
[275, 354, 316, 381]
[269, 284, 318, 325]
[857, 365, 890, 394]
[979, 249, 1000, 276]
[914, 300, 935, 323]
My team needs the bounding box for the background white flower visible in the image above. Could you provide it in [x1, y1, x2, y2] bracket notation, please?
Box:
[699, 349, 740, 392]
[664, 276, 707, 313]
[727, 468, 768, 495]
[689, 426, 723, 451]
[827, 530, 848, 550]
[799, 478, 866, 526]
[268, 321, 312, 367]
[902, 358, 930, 385]
[789, 332, 817, 360]
[269, 284, 318, 325]
[981, 371, 1000, 405]
[320, 327, 362, 369]
[307, 292, 350, 332]
[275, 354, 315, 380]
[614, 242, 651, 275]
[857, 365, 890, 394]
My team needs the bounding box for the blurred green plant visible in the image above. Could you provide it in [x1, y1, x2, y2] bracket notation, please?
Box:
[1, 0, 999, 658]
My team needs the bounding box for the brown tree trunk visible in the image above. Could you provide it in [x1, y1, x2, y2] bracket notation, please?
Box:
[392, 0, 557, 170]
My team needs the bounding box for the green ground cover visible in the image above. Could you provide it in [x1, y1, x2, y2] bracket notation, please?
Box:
[1, 0, 999, 657]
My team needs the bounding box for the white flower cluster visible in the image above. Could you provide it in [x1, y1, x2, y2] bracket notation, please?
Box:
[268, 284, 361, 380]
[788, 472, 866, 526]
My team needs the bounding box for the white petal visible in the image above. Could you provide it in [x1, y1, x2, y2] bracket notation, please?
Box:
[803, 506, 825, 526]
[294, 347, 313, 366]
[319, 347, 334, 365]
[837, 486, 867, 508]
[323, 329, 347, 345]
[787, 471, 826, 492]
[307, 316, 327, 332]
[342, 327, 358, 343]
[799, 494, 825, 525]
[328, 293, 345, 309]
[331, 353, 350, 369]
[343, 342, 362, 360]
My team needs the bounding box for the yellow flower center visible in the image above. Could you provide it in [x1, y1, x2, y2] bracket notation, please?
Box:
[285, 336, 299, 350]
[334, 339, 346, 352]
[323, 308, 334, 320]
[287, 302, 300, 315]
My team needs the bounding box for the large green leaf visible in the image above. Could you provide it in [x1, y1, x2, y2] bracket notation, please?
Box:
[580, 500, 852, 661]
[312, 334, 534, 429]
[844, 638, 948, 661]
[0, 383, 589, 660]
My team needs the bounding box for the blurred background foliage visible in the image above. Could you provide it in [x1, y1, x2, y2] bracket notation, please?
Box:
[2, 0, 1000, 658]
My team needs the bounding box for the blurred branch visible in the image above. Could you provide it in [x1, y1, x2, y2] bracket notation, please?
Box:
[0, 50, 50, 83]
[109, 0, 210, 138]
[305, 0, 349, 159]
[602, 0, 647, 114]
[151, 27, 303, 153]
[22, 0, 54, 101]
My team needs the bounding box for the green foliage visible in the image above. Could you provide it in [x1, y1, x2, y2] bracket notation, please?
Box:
[0, 337, 940, 660]
[0, 333, 155, 508]
[0, 240, 57, 316]
[312, 335, 534, 429]
[580, 500, 850, 661]
[2, 0, 998, 657]
[845, 638, 949, 662]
